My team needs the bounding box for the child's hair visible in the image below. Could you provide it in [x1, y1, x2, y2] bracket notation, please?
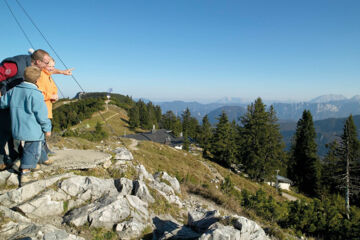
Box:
[24, 66, 41, 84]
[49, 57, 55, 67]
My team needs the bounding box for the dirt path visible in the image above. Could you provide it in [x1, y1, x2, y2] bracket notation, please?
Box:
[282, 192, 298, 201]
[105, 112, 119, 121]
[128, 139, 139, 151]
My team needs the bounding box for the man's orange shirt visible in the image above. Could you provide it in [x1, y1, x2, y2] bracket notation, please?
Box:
[36, 70, 58, 119]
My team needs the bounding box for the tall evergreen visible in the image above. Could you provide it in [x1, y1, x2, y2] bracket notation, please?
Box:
[289, 110, 321, 197]
[336, 115, 360, 219]
[128, 106, 140, 129]
[210, 112, 237, 167]
[160, 111, 182, 136]
[199, 115, 213, 158]
[137, 100, 151, 129]
[154, 105, 162, 125]
[239, 98, 285, 182]
[321, 141, 342, 195]
[181, 108, 191, 137]
[183, 131, 190, 151]
[146, 101, 157, 129]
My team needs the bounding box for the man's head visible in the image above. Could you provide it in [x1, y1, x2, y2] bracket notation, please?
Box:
[24, 66, 41, 84]
[31, 49, 50, 70]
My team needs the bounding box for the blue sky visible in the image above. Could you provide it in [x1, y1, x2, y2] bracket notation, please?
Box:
[1, 0, 360, 102]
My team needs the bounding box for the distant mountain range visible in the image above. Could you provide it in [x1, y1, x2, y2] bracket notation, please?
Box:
[279, 115, 360, 157]
[156, 94, 360, 122]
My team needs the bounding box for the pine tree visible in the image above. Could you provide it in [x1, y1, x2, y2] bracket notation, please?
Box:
[147, 101, 157, 128]
[289, 110, 321, 197]
[183, 131, 190, 151]
[137, 100, 151, 129]
[181, 108, 191, 138]
[199, 115, 213, 158]
[128, 106, 140, 129]
[210, 111, 237, 167]
[154, 105, 162, 125]
[321, 141, 342, 195]
[336, 115, 360, 219]
[160, 111, 182, 136]
[239, 98, 285, 182]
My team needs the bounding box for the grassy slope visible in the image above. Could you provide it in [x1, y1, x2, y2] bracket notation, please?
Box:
[48, 102, 305, 238]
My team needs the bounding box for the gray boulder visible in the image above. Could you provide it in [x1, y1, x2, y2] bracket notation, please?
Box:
[114, 147, 133, 161]
[153, 216, 201, 240]
[0, 221, 84, 240]
[133, 180, 155, 203]
[188, 210, 221, 233]
[0, 173, 73, 208]
[16, 194, 64, 218]
[154, 171, 181, 194]
[64, 194, 150, 235]
[114, 177, 134, 195]
[199, 222, 241, 240]
[59, 175, 118, 202]
[233, 215, 269, 240]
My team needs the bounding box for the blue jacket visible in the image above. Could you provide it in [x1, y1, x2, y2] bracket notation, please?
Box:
[0, 82, 51, 141]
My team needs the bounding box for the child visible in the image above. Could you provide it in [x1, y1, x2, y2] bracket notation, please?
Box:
[0, 66, 51, 183]
[36, 57, 58, 157]
[36, 57, 58, 119]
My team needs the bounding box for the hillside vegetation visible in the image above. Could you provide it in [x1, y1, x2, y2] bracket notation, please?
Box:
[49, 95, 360, 239]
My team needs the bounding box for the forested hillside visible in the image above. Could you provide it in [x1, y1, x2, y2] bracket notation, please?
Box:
[51, 94, 360, 239]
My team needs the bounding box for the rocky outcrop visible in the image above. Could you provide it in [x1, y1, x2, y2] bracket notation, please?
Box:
[0, 147, 270, 240]
[113, 147, 134, 163]
[155, 210, 270, 240]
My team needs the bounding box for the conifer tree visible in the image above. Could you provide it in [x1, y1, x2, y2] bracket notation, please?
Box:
[154, 105, 162, 125]
[160, 111, 176, 130]
[239, 98, 285, 182]
[289, 110, 321, 197]
[199, 115, 213, 158]
[210, 111, 236, 167]
[181, 108, 191, 138]
[183, 131, 190, 151]
[137, 100, 151, 129]
[336, 115, 360, 219]
[321, 141, 342, 195]
[160, 111, 182, 136]
[128, 106, 140, 129]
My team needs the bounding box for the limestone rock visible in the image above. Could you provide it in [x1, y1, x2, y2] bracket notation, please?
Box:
[153, 216, 200, 240]
[114, 147, 133, 161]
[0, 173, 73, 208]
[42, 149, 112, 170]
[199, 222, 241, 240]
[0, 171, 19, 186]
[136, 164, 155, 182]
[59, 175, 118, 201]
[116, 218, 151, 240]
[188, 210, 221, 233]
[0, 171, 12, 186]
[151, 181, 183, 207]
[233, 215, 269, 240]
[154, 171, 181, 194]
[103, 159, 112, 169]
[64, 194, 150, 235]
[0, 221, 84, 240]
[16, 194, 64, 218]
[114, 177, 134, 195]
[0, 205, 31, 223]
[133, 180, 155, 203]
